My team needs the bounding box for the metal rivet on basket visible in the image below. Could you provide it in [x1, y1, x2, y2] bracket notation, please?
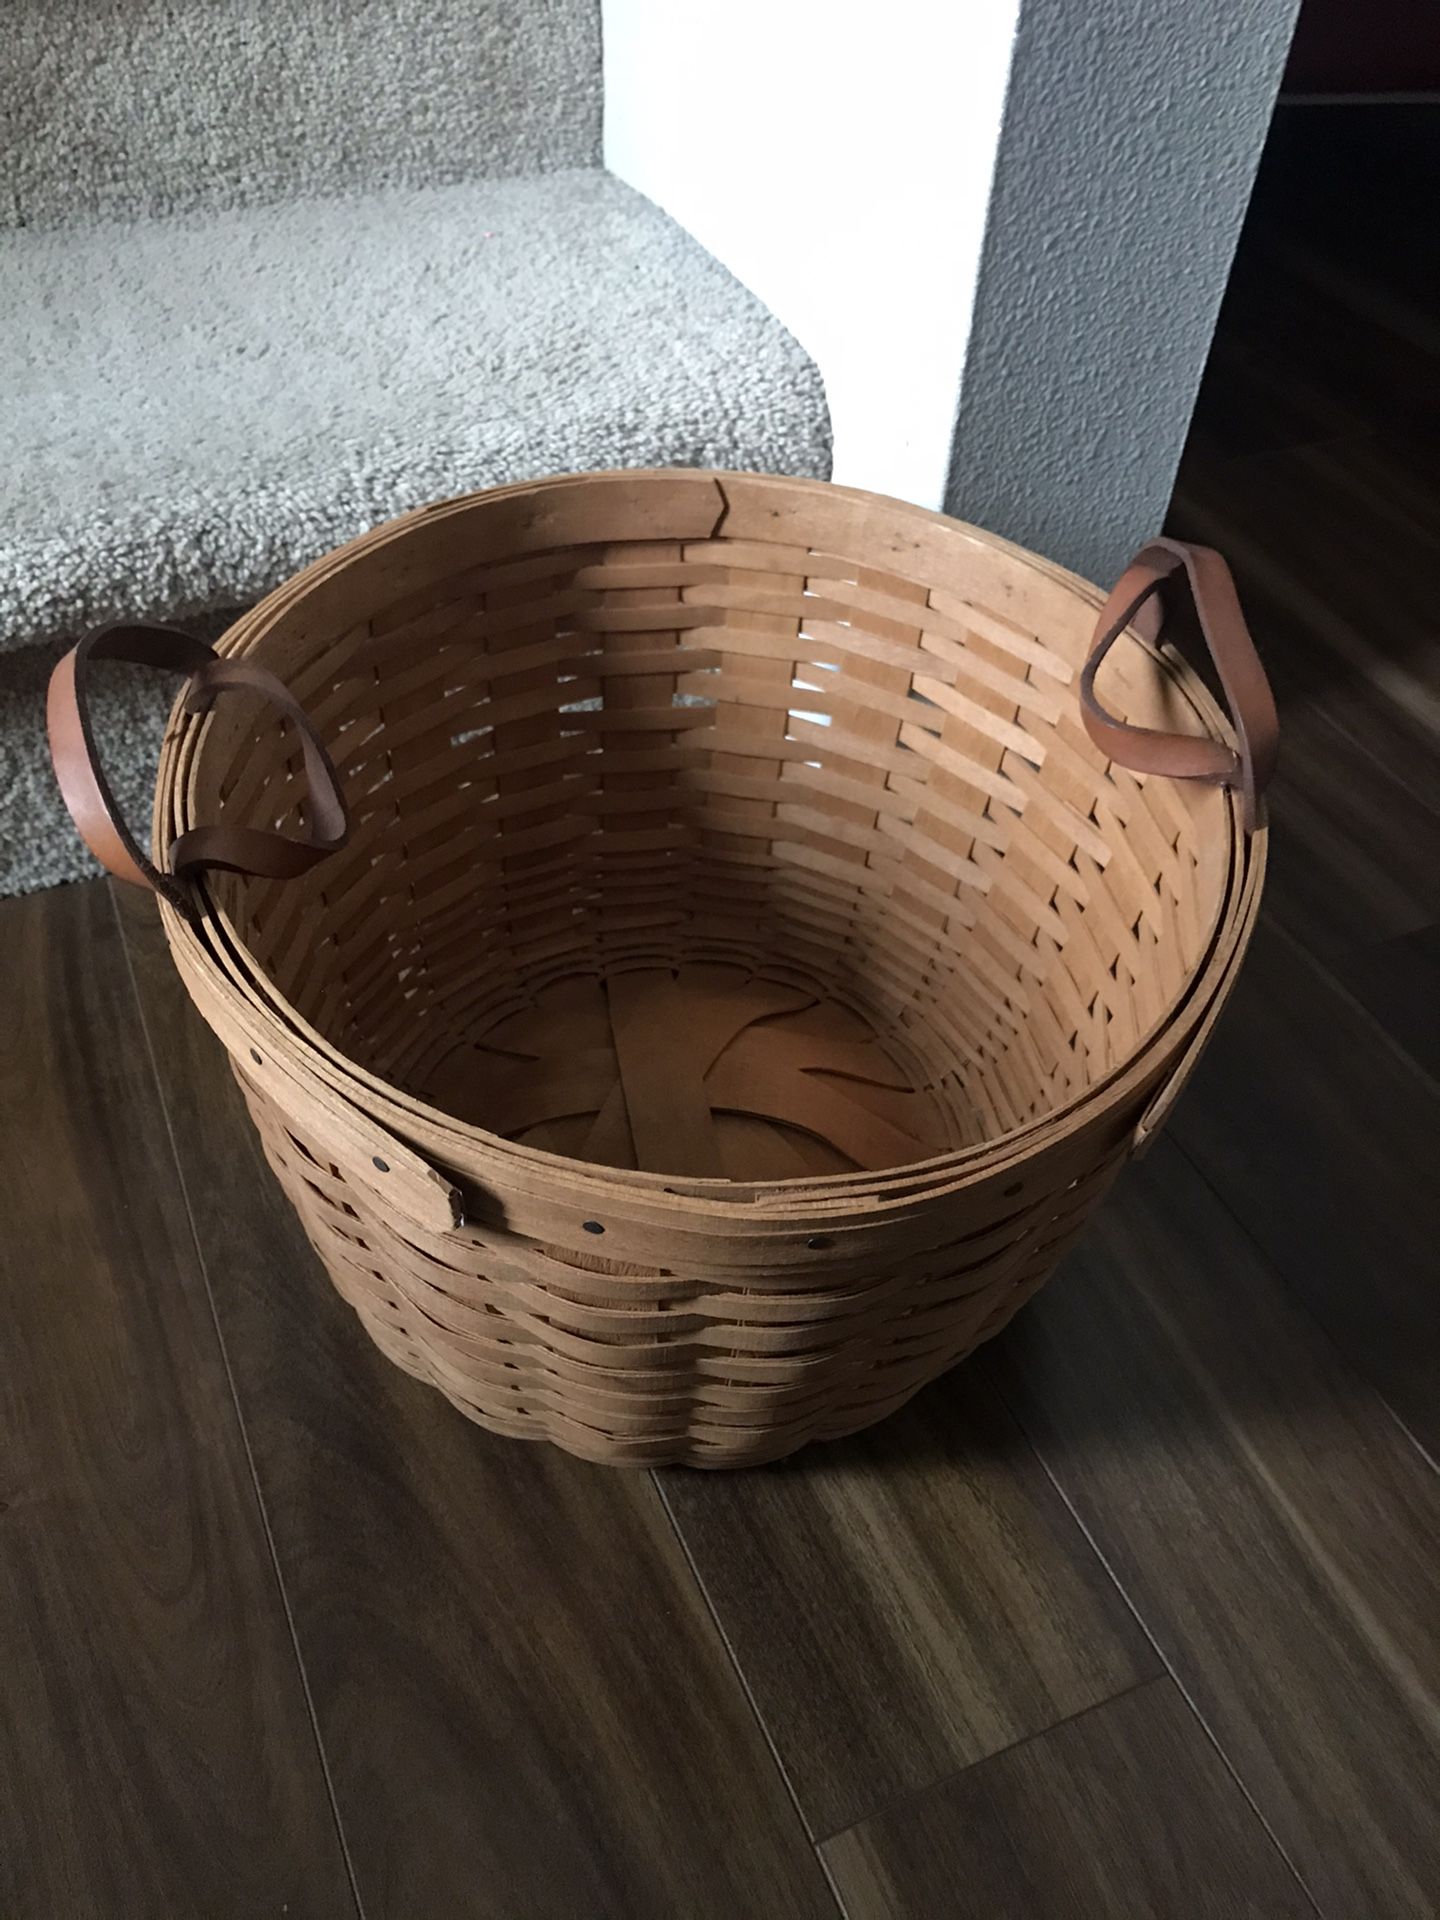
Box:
[249, 1048, 262, 1065]
[806, 1235, 832, 1251]
[582, 1220, 605, 1235]
[372, 1156, 390, 1173]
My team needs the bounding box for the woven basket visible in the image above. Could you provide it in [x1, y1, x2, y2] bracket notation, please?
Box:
[50, 471, 1274, 1466]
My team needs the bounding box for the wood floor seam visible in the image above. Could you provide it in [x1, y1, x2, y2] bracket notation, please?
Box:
[1258, 915, 1440, 1096]
[0, 884, 359, 1913]
[981, 1360, 1328, 1919]
[649, 1469, 851, 1916]
[809, 1672, 1159, 1850]
[114, 880, 843, 1915]
[820, 1677, 1324, 1919]
[112, 882, 370, 1920]
[1168, 1130, 1440, 1485]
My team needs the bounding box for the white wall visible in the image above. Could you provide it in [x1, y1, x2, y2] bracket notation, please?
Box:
[604, 0, 1300, 578]
[602, 0, 1022, 509]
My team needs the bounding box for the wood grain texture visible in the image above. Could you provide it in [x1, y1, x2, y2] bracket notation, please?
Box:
[822, 1680, 1312, 1920]
[985, 1138, 1440, 1919]
[1333, 922, 1440, 1084]
[114, 883, 838, 1920]
[1171, 434, 1440, 770]
[1170, 110, 1440, 979]
[1170, 917, 1440, 1459]
[1253, 698, 1440, 961]
[0, 885, 355, 1919]
[658, 1374, 1156, 1838]
[1182, 317, 1366, 465]
[1210, 108, 1440, 452]
[1170, 448, 1440, 962]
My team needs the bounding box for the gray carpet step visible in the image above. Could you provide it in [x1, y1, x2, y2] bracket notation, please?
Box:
[2, 169, 831, 895]
[3, 168, 831, 656]
[4, 0, 602, 228]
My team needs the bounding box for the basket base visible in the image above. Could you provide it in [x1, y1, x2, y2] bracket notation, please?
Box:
[420, 961, 970, 1179]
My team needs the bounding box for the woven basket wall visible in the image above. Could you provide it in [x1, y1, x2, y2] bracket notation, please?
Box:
[145, 472, 1262, 1466]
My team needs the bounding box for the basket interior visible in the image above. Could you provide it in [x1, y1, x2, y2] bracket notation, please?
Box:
[190, 476, 1229, 1181]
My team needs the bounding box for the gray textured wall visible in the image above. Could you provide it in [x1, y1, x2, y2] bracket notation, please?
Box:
[4, 0, 602, 228]
[945, 0, 1302, 585]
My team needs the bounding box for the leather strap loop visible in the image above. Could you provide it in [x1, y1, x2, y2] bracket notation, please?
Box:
[1081, 538, 1278, 831]
[47, 622, 348, 915]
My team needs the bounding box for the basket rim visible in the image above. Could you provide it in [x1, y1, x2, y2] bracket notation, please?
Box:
[153, 468, 1261, 1203]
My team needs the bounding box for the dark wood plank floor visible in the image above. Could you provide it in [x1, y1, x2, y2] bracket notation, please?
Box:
[0, 885, 356, 1919]
[656, 1375, 1158, 1841]
[821, 1682, 1315, 1920]
[4, 103, 1438, 1918]
[113, 883, 839, 1920]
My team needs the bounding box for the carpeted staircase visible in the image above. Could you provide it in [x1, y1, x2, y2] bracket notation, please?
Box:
[2, 0, 831, 894]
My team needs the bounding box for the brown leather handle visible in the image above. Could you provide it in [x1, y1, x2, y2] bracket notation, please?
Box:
[47, 622, 349, 918]
[1081, 538, 1278, 831]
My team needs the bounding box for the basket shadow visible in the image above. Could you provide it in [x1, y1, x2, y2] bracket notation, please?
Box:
[699, 1144, 1373, 1484]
